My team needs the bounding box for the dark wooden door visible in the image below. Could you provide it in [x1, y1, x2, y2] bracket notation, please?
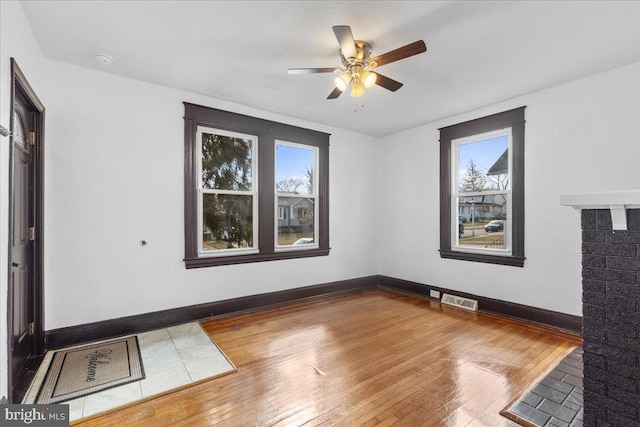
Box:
[10, 95, 35, 391]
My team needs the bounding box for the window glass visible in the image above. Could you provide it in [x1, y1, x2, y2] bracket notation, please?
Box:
[202, 194, 254, 250]
[453, 132, 510, 253]
[275, 144, 314, 194]
[198, 127, 257, 255]
[276, 197, 315, 246]
[456, 196, 508, 250]
[276, 142, 317, 249]
[201, 132, 253, 191]
[456, 135, 509, 193]
[13, 111, 25, 148]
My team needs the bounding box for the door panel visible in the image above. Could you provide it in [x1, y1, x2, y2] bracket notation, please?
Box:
[14, 149, 29, 245]
[10, 99, 34, 391]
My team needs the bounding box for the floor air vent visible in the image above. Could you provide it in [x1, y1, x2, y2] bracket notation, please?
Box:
[441, 294, 478, 311]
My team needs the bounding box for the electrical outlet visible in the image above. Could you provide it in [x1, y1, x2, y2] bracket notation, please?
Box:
[429, 290, 440, 299]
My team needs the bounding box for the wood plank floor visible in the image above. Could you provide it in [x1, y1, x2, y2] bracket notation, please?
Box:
[73, 289, 581, 426]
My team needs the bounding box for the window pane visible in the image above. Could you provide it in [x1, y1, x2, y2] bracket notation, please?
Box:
[201, 132, 253, 191]
[277, 197, 315, 246]
[457, 135, 509, 193]
[13, 112, 25, 148]
[457, 195, 508, 250]
[276, 144, 314, 195]
[202, 193, 253, 251]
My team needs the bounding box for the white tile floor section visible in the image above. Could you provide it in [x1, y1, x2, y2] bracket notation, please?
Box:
[22, 322, 236, 422]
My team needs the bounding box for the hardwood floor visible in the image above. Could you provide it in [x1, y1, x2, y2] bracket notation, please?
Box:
[73, 289, 581, 426]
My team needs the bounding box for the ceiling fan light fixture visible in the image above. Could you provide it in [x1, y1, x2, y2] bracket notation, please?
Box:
[289, 25, 426, 100]
[362, 71, 377, 88]
[351, 80, 365, 97]
[335, 73, 352, 92]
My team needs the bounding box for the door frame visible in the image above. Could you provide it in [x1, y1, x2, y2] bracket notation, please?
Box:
[7, 58, 45, 402]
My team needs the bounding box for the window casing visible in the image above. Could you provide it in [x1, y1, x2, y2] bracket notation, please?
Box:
[184, 103, 330, 268]
[439, 107, 525, 267]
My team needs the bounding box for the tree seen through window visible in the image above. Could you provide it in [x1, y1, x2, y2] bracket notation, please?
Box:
[201, 131, 256, 251]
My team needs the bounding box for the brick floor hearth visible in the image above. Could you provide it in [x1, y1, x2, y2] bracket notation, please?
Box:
[503, 347, 584, 427]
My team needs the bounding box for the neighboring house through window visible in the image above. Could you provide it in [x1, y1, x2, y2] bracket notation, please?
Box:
[276, 141, 318, 249]
[184, 103, 330, 268]
[439, 107, 525, 267]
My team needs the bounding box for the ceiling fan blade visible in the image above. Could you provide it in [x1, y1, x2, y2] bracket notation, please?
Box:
[327, 87, 343, 99]
[373, 73, 403, 92]
[369, 40, 427, 67]
[332, 25, 357, 60]
[288, 67, 342, 74]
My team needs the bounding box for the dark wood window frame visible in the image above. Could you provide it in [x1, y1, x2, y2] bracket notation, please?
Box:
[184, 103, 330, 268]
[439, 107, 525, 267]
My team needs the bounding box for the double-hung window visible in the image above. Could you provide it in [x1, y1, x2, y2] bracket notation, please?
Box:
[184, 103, 330, 268]
[197, 127, 258, 256]
[275, 141, 319, 250]
[439, 107, 525, 267]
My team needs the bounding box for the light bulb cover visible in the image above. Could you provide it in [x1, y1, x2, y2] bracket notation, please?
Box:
[351, 80, 365, 97]
[335, 74, 352, 92]
[362, 71, 377, 88]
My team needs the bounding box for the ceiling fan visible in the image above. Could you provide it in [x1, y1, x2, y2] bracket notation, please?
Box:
[288, 25, 427, 99]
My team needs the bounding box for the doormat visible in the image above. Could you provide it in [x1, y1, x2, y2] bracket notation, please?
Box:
[500, 346, 583, 427]
[36, 336, 145, 404]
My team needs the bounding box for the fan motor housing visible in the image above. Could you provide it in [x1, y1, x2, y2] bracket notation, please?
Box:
[340, 40, 372, 67]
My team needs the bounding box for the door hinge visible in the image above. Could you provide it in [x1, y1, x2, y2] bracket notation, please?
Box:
[28, 322, 35, 336]
[28, 132, 36, 146]
[29, 227, 35, 241]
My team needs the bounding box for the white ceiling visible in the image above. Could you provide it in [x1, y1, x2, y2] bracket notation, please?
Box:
[20, 1, 640, 137]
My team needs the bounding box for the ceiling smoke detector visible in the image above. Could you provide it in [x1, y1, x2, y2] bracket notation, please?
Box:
[93, 53, 113, 65]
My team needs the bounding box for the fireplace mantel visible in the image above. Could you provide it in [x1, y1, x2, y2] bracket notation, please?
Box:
[560, 189, 640, 230]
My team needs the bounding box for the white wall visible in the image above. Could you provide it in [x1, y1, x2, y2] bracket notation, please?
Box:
[378, 62, 640, 316]
[41, 59, 379, 330]
[0, 0, 48, 400]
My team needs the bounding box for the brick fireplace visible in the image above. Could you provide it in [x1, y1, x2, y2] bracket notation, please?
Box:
[562, 191, 640, 426]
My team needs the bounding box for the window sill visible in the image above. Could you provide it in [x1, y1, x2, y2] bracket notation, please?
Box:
[439, 250, 525, 267]
[185, 247, 330, 269]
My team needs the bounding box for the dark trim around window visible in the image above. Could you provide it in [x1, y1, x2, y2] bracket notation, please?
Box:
[183, 103, 330, 268]
[439, 107, 525, 267]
